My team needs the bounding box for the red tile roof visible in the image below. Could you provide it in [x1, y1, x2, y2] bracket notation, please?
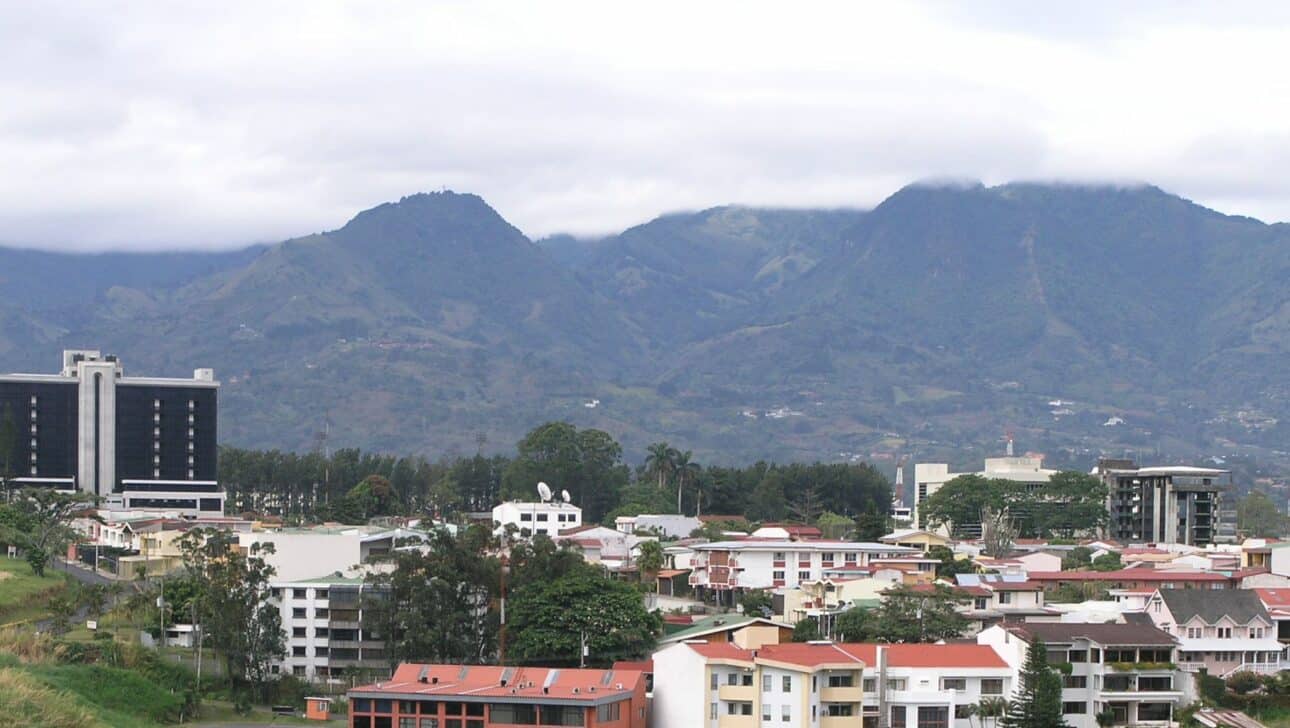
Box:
[686, 642, 754, 661]
[613, 660, 653, 673]
[756, 643, 1007, 669]
[1254, 588, 1290, 607]
[354, 664, 642, 702]
[1028, 569, 1230, 583]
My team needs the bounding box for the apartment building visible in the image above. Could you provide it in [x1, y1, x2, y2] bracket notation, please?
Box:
[652, 640, 1012, 728]
[1027, 569, 1235, 592]
[1095, 460, 1233, 546]
[978, 622, 1186, 728]
[1143, 588, 1283, 676]
[348, 663, 647, 728]
[270, 575, 388, 683]
[688, 540, 916, 603]
[0, 349, 224, 515]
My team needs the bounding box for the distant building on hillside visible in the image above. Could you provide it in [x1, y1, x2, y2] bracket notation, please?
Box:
[0, 349, 223, 516]
[1094, 459, 1233, 546]
[913, 455, 1057, 535]
[614, 513, 700, 538]
[492, 500, 582, 539]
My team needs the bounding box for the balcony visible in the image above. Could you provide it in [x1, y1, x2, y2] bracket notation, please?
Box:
[821, 686, 864, 703]
[718, 684, 756, 702]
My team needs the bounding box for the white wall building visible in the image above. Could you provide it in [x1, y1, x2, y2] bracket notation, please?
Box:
[614, 513, 701, 538]
[240, 525, 427, 582]
[688, 540, 916, 601]
[491, 500, 582, 539]
[270, 574, 387, 682]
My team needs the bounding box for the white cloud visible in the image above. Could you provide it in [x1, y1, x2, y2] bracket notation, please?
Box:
[2, 1, 1290, 250]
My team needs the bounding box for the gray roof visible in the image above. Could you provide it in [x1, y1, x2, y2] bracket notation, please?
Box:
[1012, 622, 1176, 647]
[1158, 588, 1269, 624]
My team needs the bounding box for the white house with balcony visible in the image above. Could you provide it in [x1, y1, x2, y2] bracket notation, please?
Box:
[979, 621, 1189, 728]
[491, 500, 582, 539]
[687, 540, 916, 604]
[1143, 588, 1284, 676]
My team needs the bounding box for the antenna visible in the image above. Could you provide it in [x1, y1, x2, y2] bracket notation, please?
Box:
[1005, 430, 1015, 457]
[561, 489, 572, 505]
[537, 482, 552, 502]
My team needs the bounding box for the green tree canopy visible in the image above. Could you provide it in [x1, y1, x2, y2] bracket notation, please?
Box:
[873, 584, 970, 642]
[921, 471, 1107, 539]
[834, 606, 876, 642]
[1238, 491, 1288, 538]
[508, 566, 661, 666]
[502, 422, 630, 522]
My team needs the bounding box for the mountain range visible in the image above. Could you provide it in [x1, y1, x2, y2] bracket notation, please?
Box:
[1, 182, 1287, 469]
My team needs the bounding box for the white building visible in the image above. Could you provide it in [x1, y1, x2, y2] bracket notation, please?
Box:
[688, 540, 916, 602]
[1143, 588, 1284, 676]
[491, 500, 582, 539]
[979, 621, 1190, 728]
[652, 639, 1013, 728]
[270, 573, 387, 682]
[239, 525, 429, 582]
[614, 513, 701, 539]
[913, 455, 1057, 532]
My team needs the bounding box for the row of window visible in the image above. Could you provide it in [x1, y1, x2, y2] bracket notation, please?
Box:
[517, 512, 577, 522]
[1051, 647, 1172, 664]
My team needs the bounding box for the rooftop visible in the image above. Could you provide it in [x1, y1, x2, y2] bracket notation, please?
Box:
[1157, 588, 1270, 624]
[1008, 622, 1176, 646]
[352, 664, 642, 705]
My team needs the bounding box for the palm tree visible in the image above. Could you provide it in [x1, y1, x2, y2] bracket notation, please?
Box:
[976, 698, 1008, 728]
[644, 442, 677, 492]
[637, 540, 665, 589]
[674, 450, 701, 515]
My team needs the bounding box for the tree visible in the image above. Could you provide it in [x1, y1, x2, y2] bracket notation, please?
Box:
[1000, 638, 1066, 728]
[981, 505, 1018, 557]
[817, 511, 854, 540]
[1238, 491, 1288, 538]
[502, 423, 629, 522]
[873, 584, 970, 642]
[928, 545, 977, 579]
[854, 510, 889, 542]
[1090, 552, 1122, 572]
[644, 442, 677, 493]
[0, 488, 93, 576]
[791, 618, 822, 642]
[739, 590, 773, 618]
[834, 606, 876, 641]
[673, 450, 700, 515]
[1028, 472, 1109, 539]
[975, 698, 1009, 728]
[177, 529, 285, 700]
[1061, 547, 1092, 570]
[367, 528, 500, 664]
[508, 566, 661, 666]
[636, 540, 664, 586]
[747, 475, 787, 522]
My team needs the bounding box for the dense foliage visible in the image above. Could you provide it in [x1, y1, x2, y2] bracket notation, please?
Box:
[919, 472, 1107, 540]
[1001, 638, 1067, 728]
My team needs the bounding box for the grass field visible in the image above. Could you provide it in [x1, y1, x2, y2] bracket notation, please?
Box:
[0, 556, 72, 625]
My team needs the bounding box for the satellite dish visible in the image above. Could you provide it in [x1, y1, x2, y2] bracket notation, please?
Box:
[561, 489, 572, 504]
[537, 482, 552, 502]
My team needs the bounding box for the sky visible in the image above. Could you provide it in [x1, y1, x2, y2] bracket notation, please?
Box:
[4, 1, 1290, 251]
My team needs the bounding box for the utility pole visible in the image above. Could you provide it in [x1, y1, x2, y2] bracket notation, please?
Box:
[579, 630, 588, 668]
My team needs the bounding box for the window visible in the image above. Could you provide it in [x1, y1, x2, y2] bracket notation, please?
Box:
[1063, 675, 1087, 688]
[981, 678, 1004, 695]
[596, 702, 623, 721]
[891, 706, 906, 728]
[763, 703, 772, 721]
[812, 676, 817, 692]
[772, 571, 785, 581]
[887, 678, 906, 691]
[1138, 704, 1171, 722]
[763, 674, 773, 692]
[917, 706, 948, 728]
[1063, 702, 1088, 715]
[1187, 627, 1203, 639]
[1139, 677, 1172, 691]
[955, 705, 973, 719]
[773, 552, 786, 561]
[1251, 627, 1265, 639]
[975, 597, 989, 610]
[798, 571, 811, 581]
[827, 704, 855, 716]
[1218, 627, 1233, 639]
[292, 645, 306, 656]
[999, 591, 1013, 604]
[862, 677, 876, 692]
[710, 703, 717, 720]
[782, 704, 791, 722]
[742, 674, 753, 686]
[536, 514, 548, 522]
[941, 678, 966, 691]
[727, 673, 738, 686]
[293, 608, 306, 618]
[316, 608, 329, 618]
[726, 702, 752, 716]
[828, 674, 854, 688]
[293, 627, 307, 637]
[1069, 649, 1087, 663]
[782, 675, 792, 692]
[822, 552, 835, 562]
[711, 673, 719, 690]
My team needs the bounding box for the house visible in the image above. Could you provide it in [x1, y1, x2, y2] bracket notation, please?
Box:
[954, 574, 1047, 615]
[779, 575, 895, 630]
[652, 640, 1012, 728]
[554, 525, 654, 570]
[878, 528, 952, 553]
[750, 524, 824, 541]
[614, 514, 701, 539]
[979, 621, 1186, 728]
[1243, 538, 1278, 569]
[491, 500, 582, 539]
[657, 613, 794, 648]
[348, 663, 647, 728]
[1143, 588, 1284, 676]
[1253, 588, 1290, 659]
[687, 540, 917, 604]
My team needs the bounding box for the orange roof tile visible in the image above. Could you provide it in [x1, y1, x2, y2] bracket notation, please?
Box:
[354, 664, 642, 703]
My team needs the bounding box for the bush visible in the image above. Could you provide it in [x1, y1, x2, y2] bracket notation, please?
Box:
[1228, 671, 1262, 696]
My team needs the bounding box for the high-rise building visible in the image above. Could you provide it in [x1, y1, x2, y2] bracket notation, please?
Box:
[1095, 459, 1232, 546]
[0, 349, 224, 515]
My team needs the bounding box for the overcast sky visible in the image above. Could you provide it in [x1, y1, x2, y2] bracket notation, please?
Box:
[4, 1, 1290, 251]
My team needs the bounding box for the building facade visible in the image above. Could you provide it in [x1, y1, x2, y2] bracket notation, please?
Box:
[492, 500, 582, 539]
[1143, 588, 1284, 676]
[652, 640, 1012, 728]
[0, 350, 223, 515]
[348, 663, 647, 728]
[978, 622, 1188, 728]
[688, 540, 916, 601]
[913, 456, 1057, 534]
[270, 576, 389, 683]
[1095, 460, 1232, 546]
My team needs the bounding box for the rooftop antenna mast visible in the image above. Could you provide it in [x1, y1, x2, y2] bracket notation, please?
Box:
[1005, 429, 1015, 457]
